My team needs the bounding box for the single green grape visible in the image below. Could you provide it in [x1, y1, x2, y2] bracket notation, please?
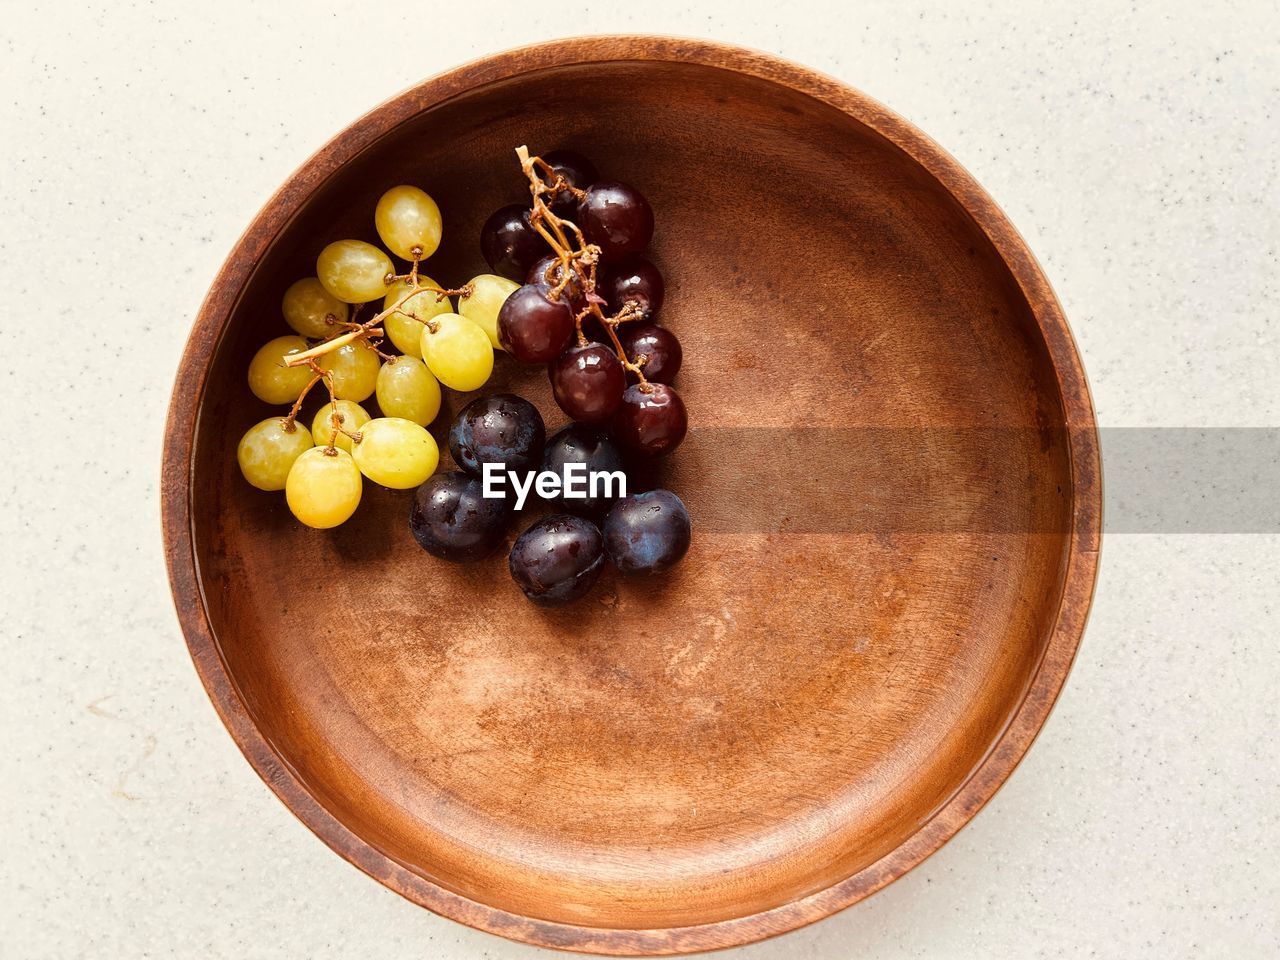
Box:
[375, 357, 441, 426]
[375, 185, 443, 262]
[310, 399, 371, 452]
[420, 313, 494, 392]
[351, 417, 439, 489]
[458, 273, 519, 350]
[237, 418, 313, 491]
[282, 277, 348, 338]
[248, 336, 314, 404]
[316, 239, 393, 303]
[317, 341, 379, 401]
[382, 277, 452, 357]
[286, 447, 362, 528]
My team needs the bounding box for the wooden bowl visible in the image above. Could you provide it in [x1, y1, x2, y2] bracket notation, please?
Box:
[163, 37, 1100, 955]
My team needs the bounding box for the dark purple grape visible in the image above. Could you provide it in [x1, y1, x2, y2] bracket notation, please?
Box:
[604, 490, 691, 576]
[410, 471, 511, 562]
[618, 323, 682, 384]
[611, 382, 687, 458]
[480, 204, 543, 281]
[508, 514, 605, 605]
[599, 256, 665, 317]
[541, 424, 627, 515]
[448, 393, 545, 477]
[526, 254, 586, 310]
[497, 284, 575, 364]
[549, 342, 625, 423]
[577, 181, 654, 259]
[541, 150, 598, 218]
[525, 258, 601, 343]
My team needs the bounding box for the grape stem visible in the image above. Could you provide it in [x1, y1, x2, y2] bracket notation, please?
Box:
[516, 145, 652, 390]
[278, 358, 361, 454]
[280, 368, 324, 432]
[320, 368, 362, 455]
[283, 279, 473, 368]
[404, 250, 423, 287]
[284, 326, 382, 366]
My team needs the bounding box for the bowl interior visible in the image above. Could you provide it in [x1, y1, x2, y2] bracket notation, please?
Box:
[188, 59, 1075, 931]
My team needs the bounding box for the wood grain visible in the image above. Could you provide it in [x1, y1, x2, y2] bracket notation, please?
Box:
[161, 36, 1101, 955]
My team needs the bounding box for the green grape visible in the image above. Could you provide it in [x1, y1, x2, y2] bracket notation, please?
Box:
[382, 277, 452, 357]
[458, 273, 519, 350]
[248, 336, 314, 404]
[237, 418, 313, 491]
[282, 277, 347, 338]
[310, 399, 371, 452]
[420, 313, 494, 392]
[351, 417, 439, 489]
[375, 357, 441, 426]
[375, 185, 443, 262]
[286, 447, 362, 528]
[317, 341, 379, 401]
[316, 239, 393, 303]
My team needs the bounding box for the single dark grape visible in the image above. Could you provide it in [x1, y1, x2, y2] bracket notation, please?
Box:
[410, 471, 512, 562]
[508, 514, 605, 606]
[541, 149, 598, 218]
[497, 284, 575, 363]
[541, 424, 626, 514]
[549, 342, 626, 423]
[619, 323, 682, 384]
[526, 254, 586, 310]
[577, 181, 654, 259]
[480, 204, 543, 281]
[603, 490, 692, 576]
[612, 382, 687, 458]
[599, 256, 665, 317]
[526, 257, 601, 342]
[448, 393, 545, 477]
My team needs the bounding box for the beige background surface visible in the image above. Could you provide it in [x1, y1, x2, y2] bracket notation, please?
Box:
[2, 1, 1278, 956]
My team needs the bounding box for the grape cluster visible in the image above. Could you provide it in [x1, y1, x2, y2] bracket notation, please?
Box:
[428, 148, 691, 604]
[236, 148, 692, 605]
[237, 185, 516, 528]
[412, 395, 692, 606]
[485, 148, 688, 458]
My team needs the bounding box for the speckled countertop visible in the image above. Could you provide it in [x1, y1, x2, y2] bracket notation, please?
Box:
[3, 1, 1277, 956]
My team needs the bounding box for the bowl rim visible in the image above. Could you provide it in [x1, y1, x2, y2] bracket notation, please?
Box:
[161, 34, 1102, 956]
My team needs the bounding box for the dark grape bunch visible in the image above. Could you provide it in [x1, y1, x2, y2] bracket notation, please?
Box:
[411, 396, 691, 605]
[406, 147, 693, 605]
[485, 146, 688, 457]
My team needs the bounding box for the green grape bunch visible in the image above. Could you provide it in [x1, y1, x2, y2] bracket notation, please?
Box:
[237, 184, 515, 528]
